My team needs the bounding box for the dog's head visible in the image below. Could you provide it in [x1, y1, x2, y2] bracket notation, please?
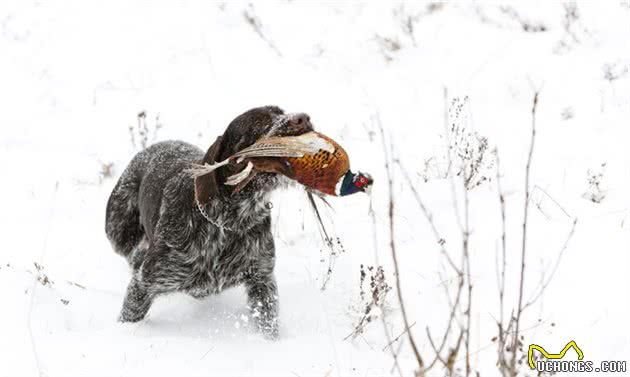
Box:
[220, 106, 313, 154]
[196, 106, 314, 202]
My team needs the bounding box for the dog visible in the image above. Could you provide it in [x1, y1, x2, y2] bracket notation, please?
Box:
[105, 106, 313, 338]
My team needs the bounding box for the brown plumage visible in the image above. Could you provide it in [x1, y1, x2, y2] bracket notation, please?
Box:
[281, 133, 348, 196]
[190, 131, 372, 197]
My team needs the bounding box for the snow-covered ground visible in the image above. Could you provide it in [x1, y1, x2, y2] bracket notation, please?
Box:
[1, 2, 628, 376]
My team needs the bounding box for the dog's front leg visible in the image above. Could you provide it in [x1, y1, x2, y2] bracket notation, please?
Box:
[245, 274, 279, 339]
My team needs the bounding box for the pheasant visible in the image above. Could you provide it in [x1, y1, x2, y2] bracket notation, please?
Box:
[190, 131, 373, 197]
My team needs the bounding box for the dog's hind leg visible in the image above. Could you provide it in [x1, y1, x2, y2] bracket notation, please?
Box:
[105, 166, 145, 265]
[119, 274, 154, 322]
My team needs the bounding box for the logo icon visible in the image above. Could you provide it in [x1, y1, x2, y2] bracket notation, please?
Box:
[528, 340, 584, 369]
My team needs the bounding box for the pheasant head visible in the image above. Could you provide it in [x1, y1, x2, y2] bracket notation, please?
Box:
[336, 170, 373, 196]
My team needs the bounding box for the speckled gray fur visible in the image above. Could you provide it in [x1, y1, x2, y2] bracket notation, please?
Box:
[105, 106, 313, 339]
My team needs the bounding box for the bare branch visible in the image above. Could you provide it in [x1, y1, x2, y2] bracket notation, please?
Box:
[243, 5, 282, 57]
[522, 218, 578, 311]
[367, 193, 403, 377]
[426, 328, 448, 368]
[494, 149, 510, 377]
[441, 86, 474, 377]
[376, 113, 425, 372]
[344, 265, 391, 341]
[462, 183, 472, 377]
[510, 89, 540, 377]
[396, 161, 461, 274]
[28, 182, 59, 377]
[447, 330, 465, 377]
[383, 322, 417, 351]
[532, 185, 571, 219]
[424, 267, 464, 371]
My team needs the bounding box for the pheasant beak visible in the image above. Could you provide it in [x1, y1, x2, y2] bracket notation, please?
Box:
[364, 184, 373, 196]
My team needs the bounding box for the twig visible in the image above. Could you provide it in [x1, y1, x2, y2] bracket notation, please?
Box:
[426, 329, 448, 368]
[424, 269, 464, 371]
[382, 322, 417, 351]
[396, 161, 460, 274]
[28, 182, 59, 376]
[495, 150, 507, 317]
[494, 149, 510, 377]
[376, 113, 425, 372]
[462, 181, 472, 377]
[446, 330, 465, 377]
[442, 85, 473, 376]
[243, 6, 282, 57]
[377, 256, 403, 377]
[389, 340, 406, 375]
[200, 347, 213, 360]
[532, 185, 571, 218]
[368, 183, 403, 377]
[444, 88, 465, 232]
[422, 86, 468, 375]
[510, 89, 539, 377]
[522, 218, 578, 311]
[67, 280, 86, 289]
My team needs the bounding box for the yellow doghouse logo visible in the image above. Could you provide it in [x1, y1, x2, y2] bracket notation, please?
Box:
[528, 340, 584, 369]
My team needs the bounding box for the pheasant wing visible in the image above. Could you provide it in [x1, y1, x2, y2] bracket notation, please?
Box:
[232, 132, 334, 161]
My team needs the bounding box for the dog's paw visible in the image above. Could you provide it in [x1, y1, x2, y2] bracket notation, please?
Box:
[254, 317, 279, 340]
[260, 324, 279, 340]
[118, 311, 146, 323]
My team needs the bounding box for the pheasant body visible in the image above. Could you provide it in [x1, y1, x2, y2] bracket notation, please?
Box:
[190, 131, 372, 197]
[283, 133, 349, 196]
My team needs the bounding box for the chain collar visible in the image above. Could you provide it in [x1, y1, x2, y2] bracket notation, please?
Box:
[194, 198, 273, 233]
[195, 199, 236, 233]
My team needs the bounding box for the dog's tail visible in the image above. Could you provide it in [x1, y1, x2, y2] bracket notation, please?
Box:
[105, 161, 145, 264]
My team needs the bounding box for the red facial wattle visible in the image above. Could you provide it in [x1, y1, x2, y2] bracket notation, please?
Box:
[355, 176, 367, 188]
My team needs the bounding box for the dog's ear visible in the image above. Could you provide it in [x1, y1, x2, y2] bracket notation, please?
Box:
[194, 136, 223, 206]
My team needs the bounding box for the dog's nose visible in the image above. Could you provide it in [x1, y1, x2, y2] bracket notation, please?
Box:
[288, 113, 313, 134]
[291, 113, 310, 125]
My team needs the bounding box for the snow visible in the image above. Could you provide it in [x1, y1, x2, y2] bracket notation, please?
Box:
[0, 2, 628, 376]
